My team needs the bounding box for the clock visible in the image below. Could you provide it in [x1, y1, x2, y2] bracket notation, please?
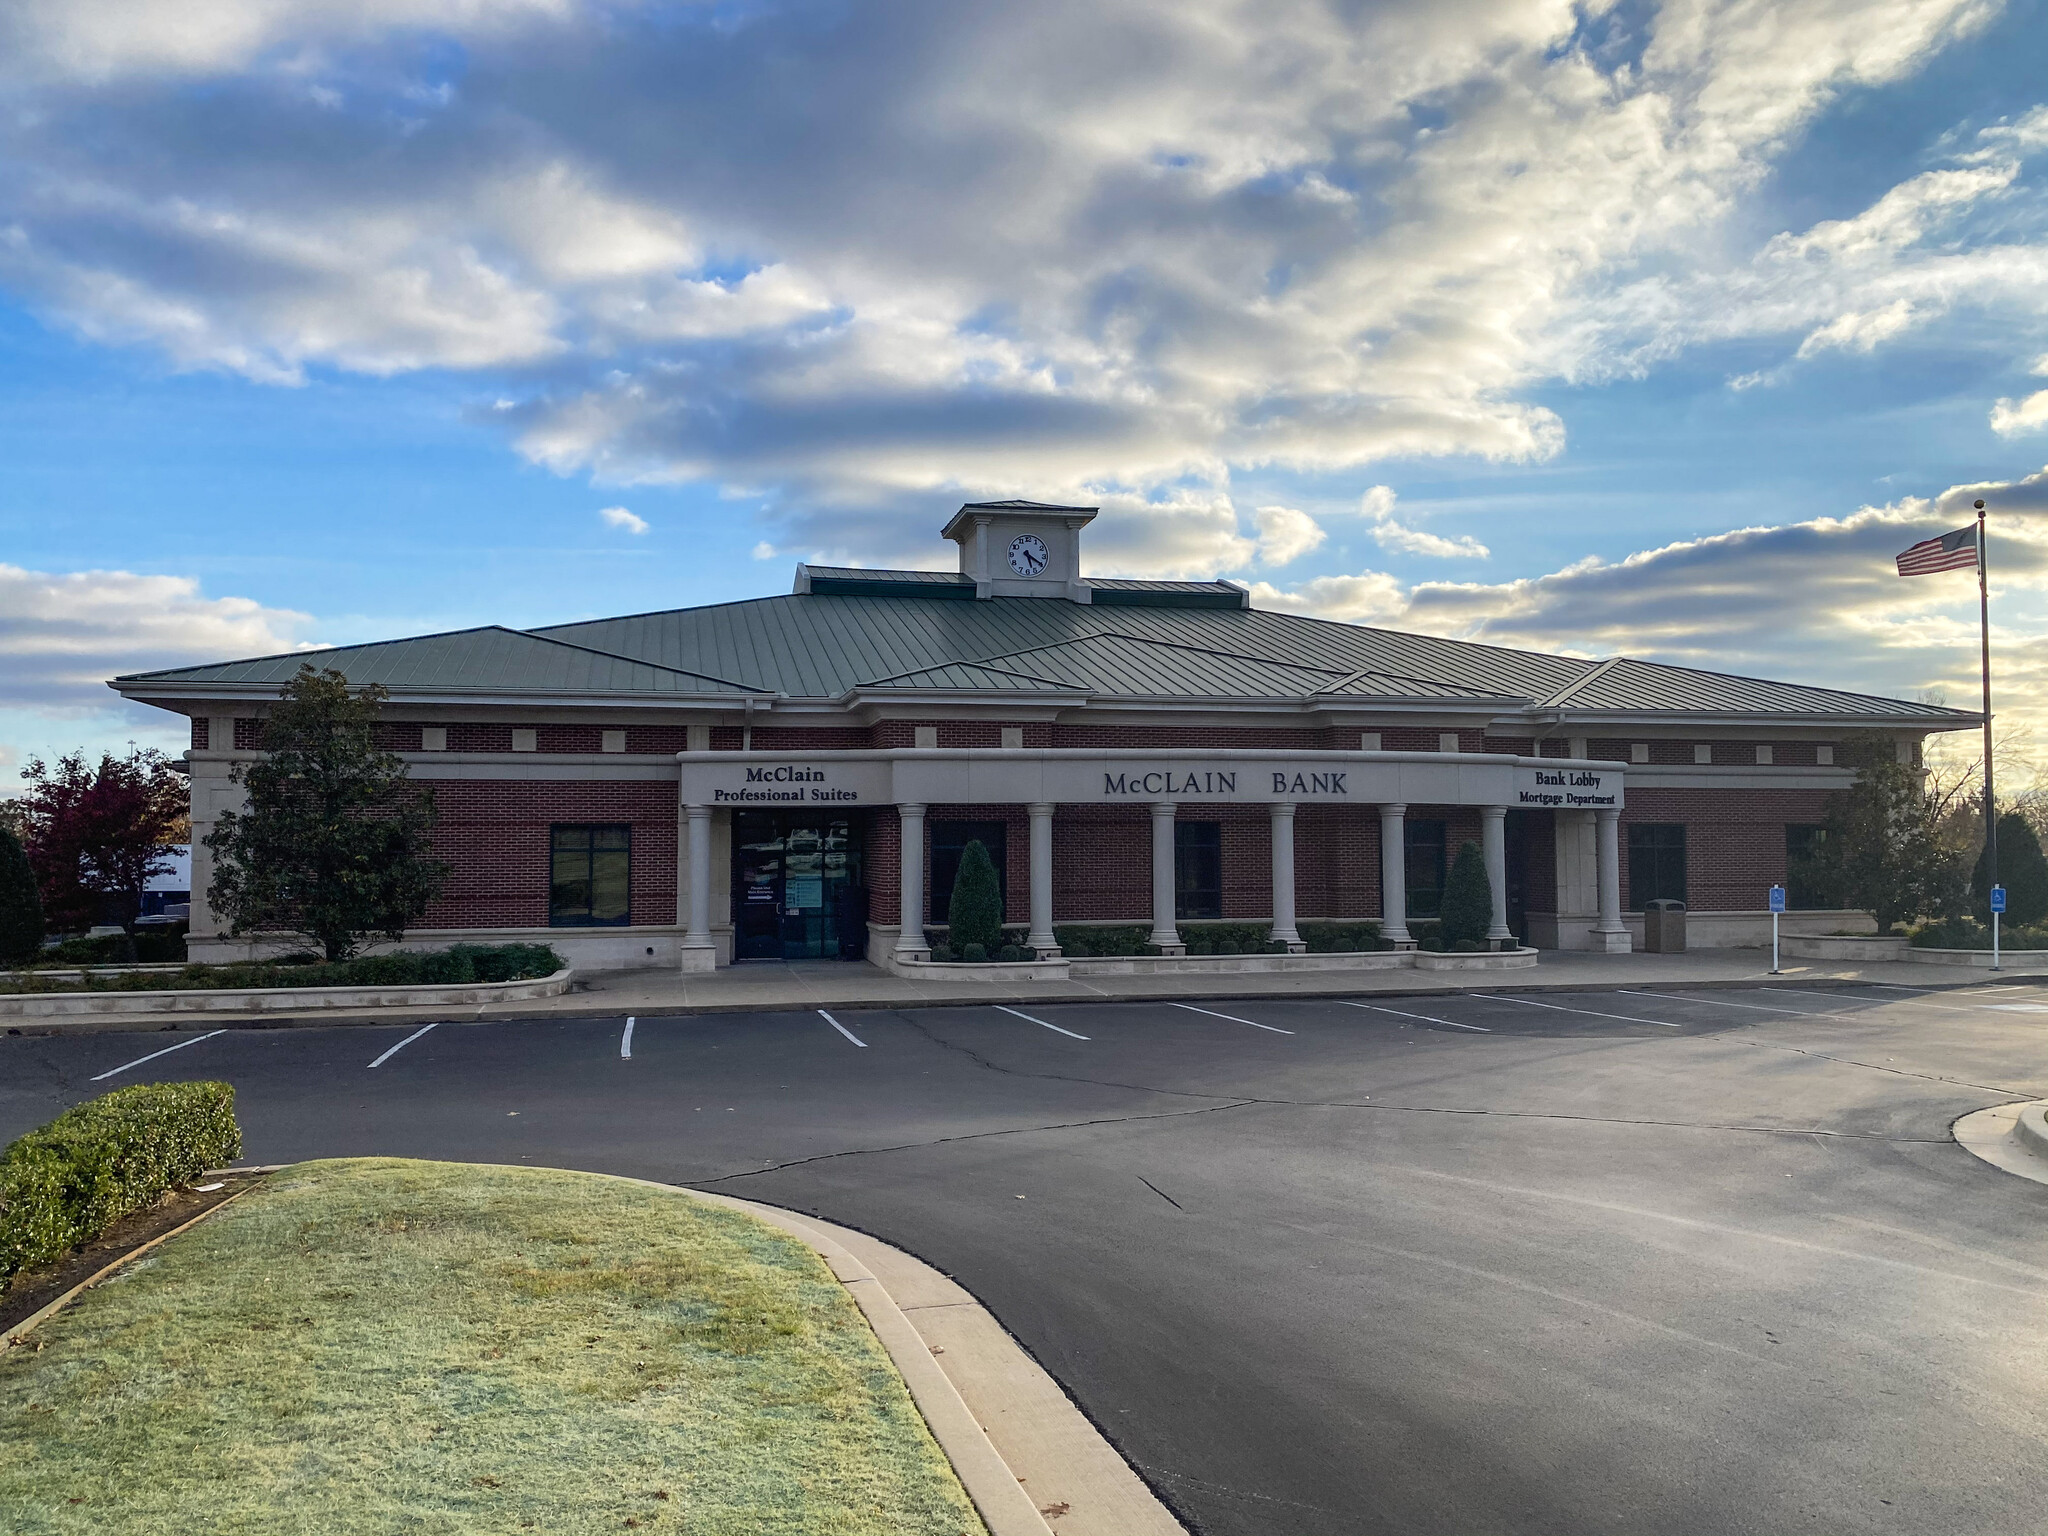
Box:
[1007, 533, 1050, 576]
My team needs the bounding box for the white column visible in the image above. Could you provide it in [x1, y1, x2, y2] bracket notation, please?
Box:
[1594, 808, 1630, 952]
[1026, 802, 1059, 957]
[680, 802, 716, 971]
[1481, 806, 1513, 948]
[896, 803, 930, 959]
[1379, 803, 1413, 946]
[1149, 801, 1183, 954]
[1269, 802, 1303, 952]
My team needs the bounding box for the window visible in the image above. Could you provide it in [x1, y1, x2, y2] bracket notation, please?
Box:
[1404, 819, 1447, 919]
[551, 825, 630, 926]
[931, 820, 1006, 921]
[1786, 825, 1831, 910]
[1627, 824, 1687, 908]
[1175, 821, 1223, 919]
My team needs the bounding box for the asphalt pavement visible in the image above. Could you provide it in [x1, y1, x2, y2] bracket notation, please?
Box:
[6, 979, 2048, 1535]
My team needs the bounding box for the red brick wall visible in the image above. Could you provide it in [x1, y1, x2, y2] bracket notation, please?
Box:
[233, 718, 263, 750]
[1592, 738, 1834, 767]
[417, 780, 678, 929]
[753, 726, 874, 750]
[1051, 724, 1323, 750]
[191, 717, 209, 751]
[1621, 787, 1838, 911]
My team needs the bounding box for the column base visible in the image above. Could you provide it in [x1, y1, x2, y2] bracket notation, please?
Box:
[678, 943, 718, 973]
[1030, 944, 1064, 961]
[1590, 928, 1632, 954]
[1150, 942, 1187, 957]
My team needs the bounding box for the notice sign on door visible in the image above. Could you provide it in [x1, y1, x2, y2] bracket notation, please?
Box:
[785, 876, 824, 911]
[1515, 766, 1620, 809]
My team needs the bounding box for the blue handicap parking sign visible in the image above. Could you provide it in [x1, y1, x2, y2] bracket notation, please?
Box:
[1768, 885, 1786, 913]
[1991, 884, 2007, 913]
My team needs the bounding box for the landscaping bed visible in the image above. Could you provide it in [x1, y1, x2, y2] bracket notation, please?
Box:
[0, 943, 561, 997]
[0, 1158, 985, 1535]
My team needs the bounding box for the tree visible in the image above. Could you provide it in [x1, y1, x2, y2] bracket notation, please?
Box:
[205, 666, 449, 961]
[0, 822, 44, 963]
[946, 838, 1003, 956]
[1439, 840, 1493, 946]
[1809, 732, 1968, 933]
[1973, 811, 2048, 927]
[18, 746, 186, 933]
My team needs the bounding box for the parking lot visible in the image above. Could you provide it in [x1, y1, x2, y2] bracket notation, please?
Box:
[7, 980, 2048, 1535]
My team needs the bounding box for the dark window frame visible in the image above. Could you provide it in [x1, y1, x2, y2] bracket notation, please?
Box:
[1405, 818, 1447, 919]
[1785, 824, 1830, 910]
[1175, 820, 1223, 920]
[1627, 823, 1687, 909]
[550, 823, 632, 927]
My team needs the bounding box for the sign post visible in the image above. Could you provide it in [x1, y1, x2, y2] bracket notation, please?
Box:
[1768, 885, 1786, 974]
[1991, 883, 2005, 972]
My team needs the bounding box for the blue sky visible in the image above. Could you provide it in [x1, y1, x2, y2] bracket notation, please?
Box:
[2, 0, 2046, 789]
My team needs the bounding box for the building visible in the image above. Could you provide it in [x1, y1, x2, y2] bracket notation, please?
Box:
[112, 502, 1973, 971]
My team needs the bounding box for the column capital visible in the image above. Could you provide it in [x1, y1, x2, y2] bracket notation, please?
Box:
[1480, 804, 1507, 822]
[684, 802, 712, 817]
[1268, 800, 1297, 816]
[1595, 806, 1621, 823]
[1150, 799, 1178, 816]
[897, 801, 927, 816]
[1026, 801, 1055, 817]
[1378, 802, 1407, 818]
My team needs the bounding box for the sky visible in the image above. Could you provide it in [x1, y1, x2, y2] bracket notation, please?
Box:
[2, 0, 2048, 792]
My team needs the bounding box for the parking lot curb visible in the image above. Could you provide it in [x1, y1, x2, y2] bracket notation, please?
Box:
[1953, 1100, 2048, 1189]
[8, 971, 2045, 1036]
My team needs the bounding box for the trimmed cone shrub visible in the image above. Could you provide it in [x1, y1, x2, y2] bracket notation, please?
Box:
[0, 1080, 241, 1282]
[1439, 840, 1494, 947]
[1974, 812, 2048, 927]
[947, 839, 1004, 956]
[0, 823, 43, 966]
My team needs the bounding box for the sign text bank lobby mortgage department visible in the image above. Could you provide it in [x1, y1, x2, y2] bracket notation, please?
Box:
[116, 502, 1976, 972]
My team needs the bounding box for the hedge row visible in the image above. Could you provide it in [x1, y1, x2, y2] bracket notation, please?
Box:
[1, 942, 564, 996]
[1911, 917, 2048, 950]
[918, 921, 1394, 958]
[0, 1081, 241, 1283]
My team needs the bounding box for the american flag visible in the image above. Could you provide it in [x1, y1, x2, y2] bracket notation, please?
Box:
[1895, 524, 1979, 577]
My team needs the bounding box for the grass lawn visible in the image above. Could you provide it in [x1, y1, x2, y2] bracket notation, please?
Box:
[0, 1158, 986, 1536]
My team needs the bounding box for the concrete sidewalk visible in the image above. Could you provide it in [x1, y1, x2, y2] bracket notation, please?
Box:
[15, 948, 2048, 1034]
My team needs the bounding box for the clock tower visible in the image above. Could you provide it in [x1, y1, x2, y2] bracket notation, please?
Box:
[941, 499, 1097, 602]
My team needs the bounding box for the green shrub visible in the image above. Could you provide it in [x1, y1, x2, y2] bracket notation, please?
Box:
[0, 1080, 241, 1283]
[1297, 920, 1386, 953]
[947, 841, 1004, 956]
[1179, 922, 1274, 956]
[930, 943, 954, 963]
[1973, 812, 2048, 927]
[1911, 917, 2048, 950]
[0, 943, 565, 996]
[132, 922, 188, 963]
[1052, 924, 1153, 957]
[998, 944, 1026, 962]
[961, 942, 988, 963]
[0, 823, 43, 966]
[1440, 841, 1493, 946]
[46, 932, 139, 965]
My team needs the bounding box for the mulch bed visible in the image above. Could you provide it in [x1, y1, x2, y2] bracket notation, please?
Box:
[1, 1171, 268, 1338]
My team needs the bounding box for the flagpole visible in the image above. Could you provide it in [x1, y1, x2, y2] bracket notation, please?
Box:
[1976, 497, 1995, 894]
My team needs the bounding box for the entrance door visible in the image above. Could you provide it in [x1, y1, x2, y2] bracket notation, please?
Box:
[731, 812, 863, 960]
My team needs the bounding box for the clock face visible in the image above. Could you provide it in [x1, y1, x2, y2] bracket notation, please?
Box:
[1007, 534, 1050, 576]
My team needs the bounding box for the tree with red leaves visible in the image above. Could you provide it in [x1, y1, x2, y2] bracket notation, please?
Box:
[18, 746, 188, 934]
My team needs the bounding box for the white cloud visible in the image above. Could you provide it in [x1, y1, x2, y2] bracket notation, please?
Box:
[1253, 465, 2048, 771]
[0, 0, 2023, 564]
[1352, 483, 1490, 560]
[1251, 505, 1325, 567]
[1992, 390, 2048, 436]
[751, 541, 776, 560]
[598, 504, 649, 534]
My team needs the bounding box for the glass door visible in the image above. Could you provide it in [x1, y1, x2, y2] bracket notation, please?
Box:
[731, 812, 863, 960]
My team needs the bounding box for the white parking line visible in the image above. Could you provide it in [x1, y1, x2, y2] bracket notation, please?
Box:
[1330, 1000, 1488, 1032]
[1171, 1003, 1294, 1040]
[90, 1029, 226, 1082]
[1617, 990, 1830, 1018]
[994, 1004, 1089, 1039]
[1774, 987, 1979, 1015]
[1482, 995, 1678, 1028]
[367, 1022, 440, 1069]
[620, 1016, 636, 1058]
[818, 1010, 867, 1047]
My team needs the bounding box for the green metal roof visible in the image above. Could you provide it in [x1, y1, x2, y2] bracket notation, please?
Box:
[115, 584, 1976, 725]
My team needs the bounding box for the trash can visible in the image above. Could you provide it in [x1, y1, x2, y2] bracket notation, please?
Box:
[1643, 899, 1687, 953]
